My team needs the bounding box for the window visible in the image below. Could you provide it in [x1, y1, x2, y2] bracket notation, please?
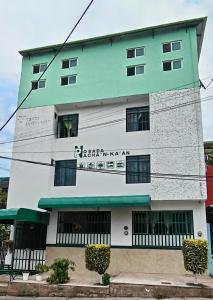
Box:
[127, 65, 145, 76]
[33, 63, 47, 74]
[54, 160, 77, 186]
[62, 58, 78, 69]
[126, 106, 150, 132]
[126, 155, 150, 184]
[163, 59, 182, 71]
[132, 211, 194, 248]
[127, 47, 145, 58]
[61, 75, 77, 85]
[57, 114, 78, 138]
[57, 211, 111, 245]
[31, 79, 46, 90]
[162, 41, 181, 53]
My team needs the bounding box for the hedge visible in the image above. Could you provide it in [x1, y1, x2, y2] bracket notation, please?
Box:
[85, 244, 110, 275]
[182, 239, 208, 275]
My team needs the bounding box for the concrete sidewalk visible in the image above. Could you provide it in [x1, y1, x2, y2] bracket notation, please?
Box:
[110, 272, 213, 288]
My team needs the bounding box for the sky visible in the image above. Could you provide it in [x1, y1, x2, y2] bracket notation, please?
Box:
[0, 0, 213, 177]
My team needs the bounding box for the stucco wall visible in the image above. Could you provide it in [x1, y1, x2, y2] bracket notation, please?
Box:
[7, 95, 151, 210]
[46, 201, 207, 245]
[46, 246, 187, 277]
[150, 87, 206, 201]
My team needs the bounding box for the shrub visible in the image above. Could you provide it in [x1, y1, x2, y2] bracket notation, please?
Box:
[46, 258, 75, 284]
[85, 244, 110, 275]
[35, 263, 49, 274]
[102, 272, 110, 285]
[182, 239, 208, 283]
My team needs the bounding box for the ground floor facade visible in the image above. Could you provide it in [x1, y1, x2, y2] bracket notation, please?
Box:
[42, 199, 206, 275]
[0, 199, 207, 275]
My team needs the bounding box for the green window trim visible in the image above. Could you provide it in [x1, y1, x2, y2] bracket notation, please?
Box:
[54, 160, 77, 186]
[132, 210, 194, 248]
[126, 155, 150, 184]
[57, 114, 79, 138]
[56, 211, 111, 246]
[126, 106, 150, 132]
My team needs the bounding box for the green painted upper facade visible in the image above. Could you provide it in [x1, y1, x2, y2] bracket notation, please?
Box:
[18, 17, 206, 109]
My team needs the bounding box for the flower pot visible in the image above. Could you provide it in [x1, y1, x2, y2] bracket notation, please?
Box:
[22, 272, 30, 281]
[35, 274, 43, 281]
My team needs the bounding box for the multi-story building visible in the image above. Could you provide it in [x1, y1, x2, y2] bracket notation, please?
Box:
[1, 17, 207, 275]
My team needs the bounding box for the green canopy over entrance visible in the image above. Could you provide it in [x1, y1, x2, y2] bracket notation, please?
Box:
[0, 208, 49, 224]
[38, 195, 150, 209]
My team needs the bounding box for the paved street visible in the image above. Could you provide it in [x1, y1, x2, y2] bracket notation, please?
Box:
[0, 297, 161, 300]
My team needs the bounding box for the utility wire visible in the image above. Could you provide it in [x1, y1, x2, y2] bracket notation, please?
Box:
[0, 144, 205, 154]
[1, 75, 213, 145]
[1, 92, 213, 146]
[0, 0, 95, 133]
[0, 155, 211, 182]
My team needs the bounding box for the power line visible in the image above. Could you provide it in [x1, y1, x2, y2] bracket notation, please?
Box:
[0, 0, 95, 134]
[0, 155, 210, 182]
[1, 75, 213, 146]
[0, 144, 205, 154]
[1, 92, 213, 146]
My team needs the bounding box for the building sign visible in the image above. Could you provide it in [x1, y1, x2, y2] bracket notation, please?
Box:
[75, 145, 130, 169]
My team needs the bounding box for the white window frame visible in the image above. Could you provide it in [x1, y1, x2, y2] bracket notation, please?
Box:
[61, 75, 77, 86]
[126, 64, 145, 76]
[127, 47, 145, 58]
[162, 40, 182, 53]
[31, 79, 46, 90]
[162, 59, 183, 71]
[62, 58, 78, 69]
[32, 63, 47, 74]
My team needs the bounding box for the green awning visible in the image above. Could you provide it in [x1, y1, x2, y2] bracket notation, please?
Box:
[0, 208, 49, 225]
[38, 195, 150, 209]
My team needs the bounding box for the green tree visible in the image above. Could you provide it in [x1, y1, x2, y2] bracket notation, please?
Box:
[0, 188, 9, 242]
[0, 188, 7, 209]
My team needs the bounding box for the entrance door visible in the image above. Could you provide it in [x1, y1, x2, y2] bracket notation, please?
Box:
[12, 222, 47, 272]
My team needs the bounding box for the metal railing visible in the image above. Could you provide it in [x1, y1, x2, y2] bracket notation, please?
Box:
[56, 233, 111, 245]
[12, 249, 46, 272]
[57, 211, 111, 246]
[132, 233, 194, 248]
[132, 210, 194, 248]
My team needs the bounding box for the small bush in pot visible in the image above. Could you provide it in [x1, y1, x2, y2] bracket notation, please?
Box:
[85, 244, 110, 283]
[182, 239, 208, 284]
[35, 263, 49, 281]
[47, 258, 75, 284]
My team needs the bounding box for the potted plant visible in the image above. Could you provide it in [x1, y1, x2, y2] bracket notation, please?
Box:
[35, 263, 49, 281]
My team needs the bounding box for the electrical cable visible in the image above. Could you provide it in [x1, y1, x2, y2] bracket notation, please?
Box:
[1, 93, 213, 146]
[0, 155, 211, 182]
[0, 0, 95, 133]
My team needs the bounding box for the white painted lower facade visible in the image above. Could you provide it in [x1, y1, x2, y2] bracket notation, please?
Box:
[46, 201, 207, 246]
[7, 88, 207, 254]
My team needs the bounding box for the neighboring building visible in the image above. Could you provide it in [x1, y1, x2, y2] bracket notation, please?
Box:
[1, 17, 207, 275]
[205, 141, 213, 166]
